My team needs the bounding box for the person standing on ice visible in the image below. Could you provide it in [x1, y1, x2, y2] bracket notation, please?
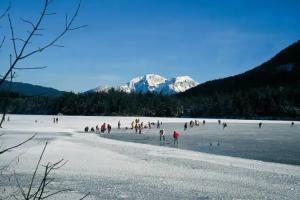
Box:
[131, 121, 135, 129]
[222, 122, 227, 130]
[184, 122, 188, 130]
[159, 129, 165, 141]
[138, 124, 142, 134]
[101, 123, 106, 133]
[118, 121, 121, 129]
[157, 120, 160, 129]
[259, 122, 262, 128]
[135, 123, 138, 134]
[107, 124, 112, 134]
[173, 131, 180, 145]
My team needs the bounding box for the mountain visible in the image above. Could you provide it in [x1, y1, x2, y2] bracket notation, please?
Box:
[183, 40, 300, 96]
[89, 74, 199, 95]
[0, 81, 64, 96]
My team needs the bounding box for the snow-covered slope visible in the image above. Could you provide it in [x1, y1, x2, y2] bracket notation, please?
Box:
[89, 74, 199, 95]
[164, 76, 199, 94]
[88, 85, 113, 93]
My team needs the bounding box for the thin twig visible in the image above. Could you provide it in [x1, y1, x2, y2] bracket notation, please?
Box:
[0, 134, 36, 155]
[14, 66, 48, 70]
[25, 141, 48, 199]
[0, 36, 5, 48]
[8, 14, 18, 58]
[79, 192, 91, 200]
[19, 17, 35, 28]
[0, 3, 11, 20]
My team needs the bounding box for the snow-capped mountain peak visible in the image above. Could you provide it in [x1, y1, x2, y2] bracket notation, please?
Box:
[166, 76, 199, 94]
[91, 85, 113, 93]
[89, 74, 198, 95]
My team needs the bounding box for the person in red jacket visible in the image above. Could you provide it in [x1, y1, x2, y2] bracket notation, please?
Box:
[173, 131, 180, 145]
[101, 123, 106, 133]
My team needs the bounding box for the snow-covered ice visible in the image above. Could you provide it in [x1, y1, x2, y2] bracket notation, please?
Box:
[0, 115, 300, 199]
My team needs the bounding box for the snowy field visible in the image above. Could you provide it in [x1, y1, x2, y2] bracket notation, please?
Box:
[0, 114, 300, 199]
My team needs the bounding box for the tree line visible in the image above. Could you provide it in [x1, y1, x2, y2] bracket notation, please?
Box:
[1, 85, 300, 120]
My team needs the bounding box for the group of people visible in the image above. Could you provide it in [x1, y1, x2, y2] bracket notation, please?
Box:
[82, 119, 297, 146]
[84, 122, 112, 134]
[129, 119, 163, 134]
[83, 118, 164, 135]
[159, 129, 180, 145]
[53, 117, 59, 124]
[184, 119, 209, 130]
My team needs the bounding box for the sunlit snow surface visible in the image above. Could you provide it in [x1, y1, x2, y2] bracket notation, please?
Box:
[0, 115, 300, 199]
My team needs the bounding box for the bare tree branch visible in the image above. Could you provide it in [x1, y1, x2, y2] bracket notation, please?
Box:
[25, 141, 48, 199]
[14, 172, 27, 199]
[14, 66, 48, 70]
[79, 192, 91, 200]
[20, 0, 87, 60]
[14, 38, 31, 44]
[0, 134, 36, 155]
[19, 18, 35, 29]
[40, 189, 73, 199]
[0, 36, 5, 49]
[44, 12, 56, 16]
[0, 0, 86, 87]
[0, 3, 11, 20]
[8, 14, 18, 58]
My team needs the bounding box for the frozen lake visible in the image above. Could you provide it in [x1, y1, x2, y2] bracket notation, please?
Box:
[101, 122, 300, 165]
[0, 115, 300, 199]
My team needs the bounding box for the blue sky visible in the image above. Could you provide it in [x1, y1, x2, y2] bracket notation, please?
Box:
[0, 0, 299, 92]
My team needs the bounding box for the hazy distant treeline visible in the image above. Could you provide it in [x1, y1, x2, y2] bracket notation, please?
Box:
[1, 85, 300, 120]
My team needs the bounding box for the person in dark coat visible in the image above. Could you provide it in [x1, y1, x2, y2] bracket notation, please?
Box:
[107, 124, 112, 134]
